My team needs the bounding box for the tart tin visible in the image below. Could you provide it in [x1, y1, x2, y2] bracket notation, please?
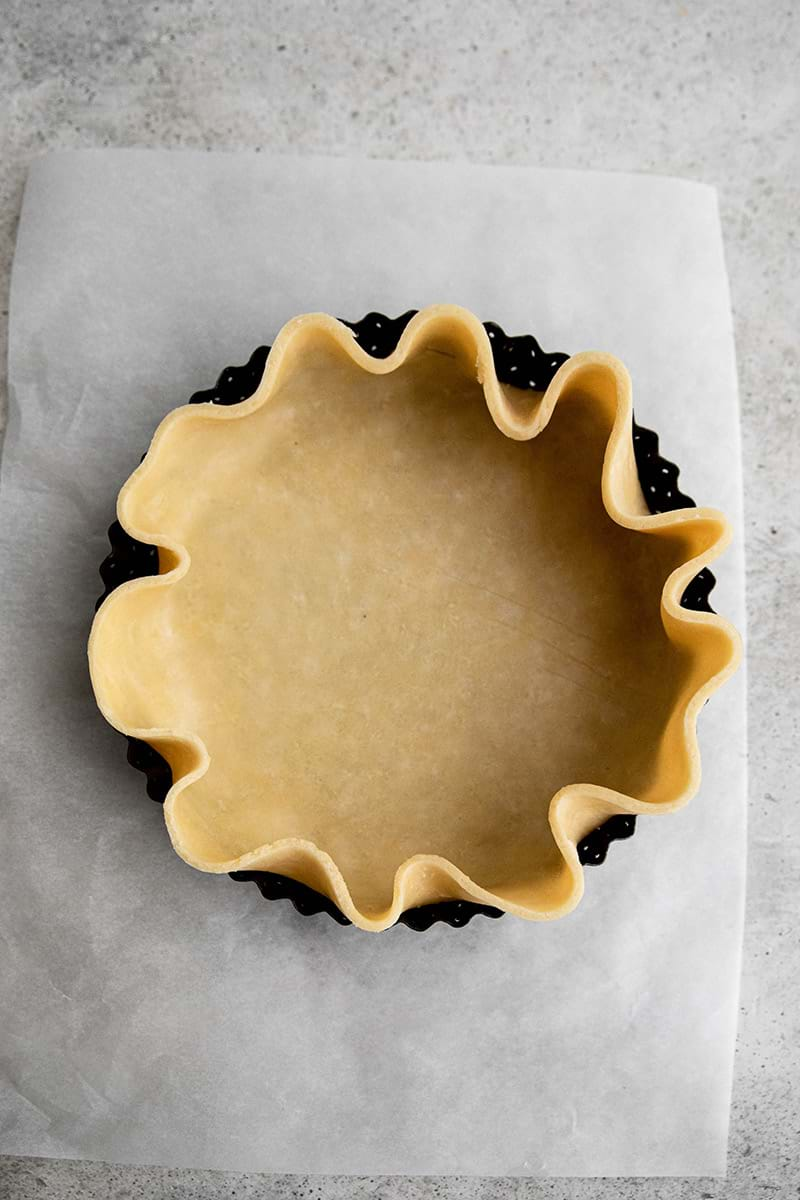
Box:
[96, 311, 717, 930]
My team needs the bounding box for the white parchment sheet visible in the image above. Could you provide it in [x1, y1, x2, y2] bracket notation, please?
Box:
[0, 151, 746, 1177]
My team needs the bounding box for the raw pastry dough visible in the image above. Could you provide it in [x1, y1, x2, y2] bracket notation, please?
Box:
[89, 306, 740, 931]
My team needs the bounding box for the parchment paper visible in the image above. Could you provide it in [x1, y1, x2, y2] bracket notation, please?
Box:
[0, 151, 747, 1177]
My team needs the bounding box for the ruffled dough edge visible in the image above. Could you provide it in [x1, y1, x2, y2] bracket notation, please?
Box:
[88, 304, 742, 931]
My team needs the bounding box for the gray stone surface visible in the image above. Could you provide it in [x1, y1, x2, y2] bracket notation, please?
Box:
[0, 0, 797, 1196]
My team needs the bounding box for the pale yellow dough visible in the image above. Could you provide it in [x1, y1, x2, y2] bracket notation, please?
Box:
[88, 305, 741, 931]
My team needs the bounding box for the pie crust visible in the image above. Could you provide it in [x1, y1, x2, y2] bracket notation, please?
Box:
[89, 305, 741, 931]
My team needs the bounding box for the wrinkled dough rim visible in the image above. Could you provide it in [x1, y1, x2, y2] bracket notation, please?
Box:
[88, 304, 741, 931]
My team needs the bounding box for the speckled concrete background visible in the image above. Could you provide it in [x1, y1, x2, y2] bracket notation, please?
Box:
[0, 1, 797, 1197]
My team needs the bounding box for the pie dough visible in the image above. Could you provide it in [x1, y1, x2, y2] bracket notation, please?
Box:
[88, 305, 741, 931]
